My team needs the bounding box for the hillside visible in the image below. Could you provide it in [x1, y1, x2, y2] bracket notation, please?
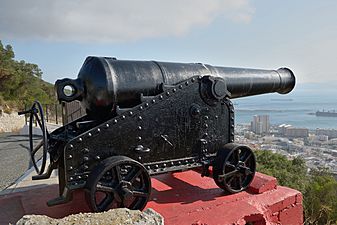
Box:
[0, 40, 56, 113]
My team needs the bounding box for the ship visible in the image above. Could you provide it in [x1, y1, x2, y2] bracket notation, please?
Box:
[316, 110, 337, 117]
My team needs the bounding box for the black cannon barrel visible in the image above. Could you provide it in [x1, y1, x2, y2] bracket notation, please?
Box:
[55, 56, 295, 116]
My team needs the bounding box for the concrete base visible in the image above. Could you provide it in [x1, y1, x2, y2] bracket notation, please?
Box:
[0, 171, 303, 225]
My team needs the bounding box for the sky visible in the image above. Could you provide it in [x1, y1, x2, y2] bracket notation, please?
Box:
[1, 0, 337, 84]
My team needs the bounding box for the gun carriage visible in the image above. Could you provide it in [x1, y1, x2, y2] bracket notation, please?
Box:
[19, 57, 295, 212]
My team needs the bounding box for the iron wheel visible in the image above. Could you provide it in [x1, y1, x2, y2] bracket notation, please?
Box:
[85, 156, 151, 212]
[213, 143, 256, 193]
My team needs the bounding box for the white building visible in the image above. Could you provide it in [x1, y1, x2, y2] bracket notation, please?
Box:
[251, 115, 270, 134]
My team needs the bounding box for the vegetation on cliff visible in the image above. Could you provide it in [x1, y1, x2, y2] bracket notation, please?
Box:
[0, 40, 55, 113]
[255, 150, 337, 225]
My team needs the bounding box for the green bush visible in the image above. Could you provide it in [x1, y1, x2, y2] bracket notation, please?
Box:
[255, 150, 337, 225]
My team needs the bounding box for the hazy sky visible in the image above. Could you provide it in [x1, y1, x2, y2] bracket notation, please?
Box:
[1, 0, 337, 84]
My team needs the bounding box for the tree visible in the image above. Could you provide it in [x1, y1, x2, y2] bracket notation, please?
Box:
[0, 40, 56, 112]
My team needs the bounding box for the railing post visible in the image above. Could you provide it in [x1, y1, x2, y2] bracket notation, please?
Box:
[45, 104, 49, 123]
[55, 104, 58, 125]
[24, 104, 28, 125]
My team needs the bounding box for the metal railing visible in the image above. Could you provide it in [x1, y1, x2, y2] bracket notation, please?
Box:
[23, 101, 86, 125]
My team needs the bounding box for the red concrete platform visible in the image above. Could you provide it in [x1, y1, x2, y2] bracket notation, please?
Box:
[0, 171, 303, 225]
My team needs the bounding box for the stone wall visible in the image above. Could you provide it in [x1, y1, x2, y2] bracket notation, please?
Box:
[0, 111, 25, 133]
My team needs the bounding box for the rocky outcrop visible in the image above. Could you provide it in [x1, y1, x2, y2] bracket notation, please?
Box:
[0, 112, 25, 133]
[16, 208, 164, 225]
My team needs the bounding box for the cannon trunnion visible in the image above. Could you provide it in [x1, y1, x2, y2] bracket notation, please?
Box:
[20, 57, 295, 212]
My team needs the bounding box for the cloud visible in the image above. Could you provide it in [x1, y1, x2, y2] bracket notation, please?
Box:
[0, 0, 254, 43]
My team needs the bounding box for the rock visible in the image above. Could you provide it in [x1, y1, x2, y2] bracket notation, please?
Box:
[16, 208, 164, 225]
[0, 112, 25, 133]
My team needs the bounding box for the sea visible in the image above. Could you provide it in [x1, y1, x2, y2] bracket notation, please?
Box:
[232, 83, 337, 130]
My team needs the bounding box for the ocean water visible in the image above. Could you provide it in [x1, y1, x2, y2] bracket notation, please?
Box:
[232, 83, 337, 130]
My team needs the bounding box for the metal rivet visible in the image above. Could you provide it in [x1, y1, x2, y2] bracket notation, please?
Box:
[173, 88, 177, 92]
[69, 177, 74, 181]
[155, 165, 159, 168]
[191, 78, 196, 82]
[77, 176, 82, 179]
[106, 123, 110, 128]
[204, 116, 209, 120]
[159, 95, 163, 100]
[171, 162, 174, 166]
[145, 103, 149, 107]
[68, 155, 73, 159]
[231, 132, 234, 135]
[204, 133, 208, 137]
[83, 148, 89, 153]
[84, 156, 89, 161]
[138, 126, 142, 130]
[85, 174, 89, 178]
[68, 166, 73, 171]
[147, 166, 151, 170]
[231, 116, 234, 120]
[139, 106, 144, 110]
[69, 144, 73, 149]
[178, 161, 181, 165]
[113, 119, 118, 124]
[95, 156, 101, 160]
[229, 102, 233, 106]
[97, 128, 101, 133]
[215, 115, 219, 119]
[152, 99, 156, 103]
[163, 163, 167, 167]
[231, 124, 234, 128]
[204, 124, 208, 128]
[179, 85, 183, 89]
[74, 182, 78, 185]
[185, 160, 188, 163]
[138, 156, 142, 160]
[122, 115, 126, 120]
[138, 116, 142, 121]
[84, 165, 89, 170]
[185, 81, 189, 85]
[88, 133, 92, 137]
[129, 111, 133, 116]
[231, 109, 234, 113]
[137, 136, 142, 141]
[78, 138, 82, 143]
[166, 91, 170, 96]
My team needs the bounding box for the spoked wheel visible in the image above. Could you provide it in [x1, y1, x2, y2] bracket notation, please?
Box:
[19, 101, 48, 175]
[85, 156, 151, 212]
[213, 143, 256, 193]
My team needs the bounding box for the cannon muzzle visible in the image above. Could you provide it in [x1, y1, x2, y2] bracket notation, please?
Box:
[55, 57, 295, 117]
[215, 67, 295, 98]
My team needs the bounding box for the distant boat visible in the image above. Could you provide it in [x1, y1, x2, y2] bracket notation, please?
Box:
[270, 98, 293, 102]
[316, 110, 337, 117]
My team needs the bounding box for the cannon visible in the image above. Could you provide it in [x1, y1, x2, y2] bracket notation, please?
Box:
[19, 57, 295, 212]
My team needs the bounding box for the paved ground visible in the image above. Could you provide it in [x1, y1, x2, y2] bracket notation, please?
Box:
[0, 133, 43, 190]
